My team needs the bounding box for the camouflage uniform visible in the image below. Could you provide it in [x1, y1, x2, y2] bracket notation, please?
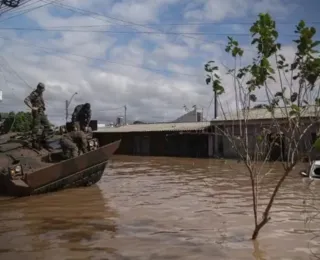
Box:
[60, 130, 88, 159]
[71, 103, 91, 131]
[24, 83, 51, 143]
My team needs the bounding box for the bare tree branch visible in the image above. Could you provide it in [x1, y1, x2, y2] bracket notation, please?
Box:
[204, 13, 320, 239]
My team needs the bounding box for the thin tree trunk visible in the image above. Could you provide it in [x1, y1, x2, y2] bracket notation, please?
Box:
[251, 168, 292, 240]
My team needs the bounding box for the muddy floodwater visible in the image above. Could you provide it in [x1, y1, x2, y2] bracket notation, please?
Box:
[1, 156, 320, 260]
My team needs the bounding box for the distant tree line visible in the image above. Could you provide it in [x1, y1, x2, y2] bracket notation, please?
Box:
[0, 111, 54, 133]
[133, 120, 146, 124]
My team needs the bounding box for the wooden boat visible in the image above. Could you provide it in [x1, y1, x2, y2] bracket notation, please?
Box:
[0, 132, 121, 197]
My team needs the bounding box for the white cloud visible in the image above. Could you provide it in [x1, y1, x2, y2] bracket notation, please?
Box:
[184, 0, 298, 21]
[0, 0, 311, 125]
[153, 42, 190, 60]
[110, 0, 180, 23]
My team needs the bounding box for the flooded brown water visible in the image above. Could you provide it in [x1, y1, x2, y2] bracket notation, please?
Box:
[0, 156, 320, 260]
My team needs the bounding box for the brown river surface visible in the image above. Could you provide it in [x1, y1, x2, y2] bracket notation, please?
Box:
[1, 155, 320, 260]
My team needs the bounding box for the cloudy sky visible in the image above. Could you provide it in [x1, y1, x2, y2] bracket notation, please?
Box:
[0, 0, 319, 125]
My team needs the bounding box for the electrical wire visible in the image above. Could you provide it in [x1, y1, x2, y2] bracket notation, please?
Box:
[0, 55, 32, 89]
[0, 49, 130, 123]
[0, 45, 209, 123]
[3, 0, 319, 26]
[41, 0, 245, 51]
[47, 1, 320, 30]
[0, 0, 39, 16]
[0, 36, 202, 77]
[40, 0, 312, 53]
[0, 0, 61, 23]
[1, 0, 318, 51]
[0, 22, 312, 29]
[0, 27, 312, 39]
[1, 0, 294, 124]
[0, 58, 21, 132]
[3, 0, 246, 94]
[108, 20, 320, 26]
[0, 0, 34, 16]
[0, 55, 58, 116]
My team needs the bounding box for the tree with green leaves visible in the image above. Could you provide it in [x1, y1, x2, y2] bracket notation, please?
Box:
[1, 111, 54, 133]
[205, 13, 320, 239]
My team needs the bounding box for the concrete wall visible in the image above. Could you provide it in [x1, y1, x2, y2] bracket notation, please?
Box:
[172, 109, 202, 123]
[220, 122, 320, 160]
[94, 131, 210, 158]
[93, 120, 319, 160]
[221, 125, 257, 159]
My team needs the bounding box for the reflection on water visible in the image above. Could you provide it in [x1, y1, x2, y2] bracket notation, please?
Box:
[1, 155, 320, 260]
[0, 185, 118, 259]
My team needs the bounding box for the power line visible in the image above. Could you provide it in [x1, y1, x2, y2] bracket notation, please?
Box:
[44, 0, 232, 51]
[0, 0, 43, 20]
[2, 0, 244, 74]
[0, 0, 61, 23]
[0, 54, 59, 114]
[0, 0, 35, 14]
[0, 54, 123, 120]
[206, 94, 215, 120]
[0, 55, 32, 89]
[0, 60, 22, 100]
[0, 27, 310, 38]
[1, 21, 320, 29]
[103, 106, 126, 111]
[42, 1, 243, 50]
[46, 0, 165, 29]
[0, 1, 317, 55]
[113, 20, 320, 26]
[47, 1, 320, 30]
[0, 36, 202, 77]
[39, 1, 309, 52]
[0, 0, 35, 16]
[3, 0, 319, 27]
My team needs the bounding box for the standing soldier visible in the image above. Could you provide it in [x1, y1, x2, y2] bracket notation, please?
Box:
[24, 82, 51, 147]
[71, 103, 91, 131]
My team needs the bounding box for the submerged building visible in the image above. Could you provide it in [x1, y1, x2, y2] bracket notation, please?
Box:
[93, 106, 320, 160]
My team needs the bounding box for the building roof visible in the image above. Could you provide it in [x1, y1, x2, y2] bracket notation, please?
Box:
[95, 121, 211, 133]
[219, 106, 319, 121]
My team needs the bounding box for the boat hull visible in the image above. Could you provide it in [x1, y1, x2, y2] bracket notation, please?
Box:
[0, 140, 121, 197]
[30, 161, 108, 196]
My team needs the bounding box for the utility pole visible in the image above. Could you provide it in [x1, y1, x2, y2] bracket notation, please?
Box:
[124, 105, 127, 125]
[65, 100, 68, 122]
[213, 89, 218, 158]
[214, 90, 218, 119]
[201, 108, 204, 121]
[65, 92, 78, 123]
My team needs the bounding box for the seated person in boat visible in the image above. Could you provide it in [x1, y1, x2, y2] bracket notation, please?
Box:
[71, 103, 91, 132]
[60, 123, 88, 159]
